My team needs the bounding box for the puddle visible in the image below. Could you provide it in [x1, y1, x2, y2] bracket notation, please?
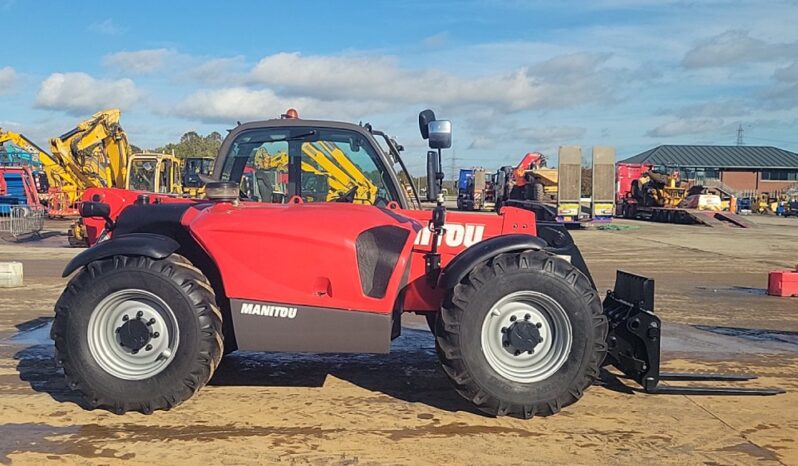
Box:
[695, 325, 798, 347]
[4, 318, 52, 345]
[695, 286, 768, 296]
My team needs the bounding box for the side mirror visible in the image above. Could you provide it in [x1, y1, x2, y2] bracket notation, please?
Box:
[80, 201, 114, 230]
[426, 150, 441, 202]
[428, 120, 452, 149]
[418, 109, 436, 139]
[80, 201, 111, 220]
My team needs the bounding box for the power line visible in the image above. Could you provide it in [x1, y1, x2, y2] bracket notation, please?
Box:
[449, 148, 457, 181]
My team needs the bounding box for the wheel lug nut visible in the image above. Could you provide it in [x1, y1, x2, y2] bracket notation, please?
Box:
[524, 314, 531, 320]
[153, 332, 160, 338]
[514, 350, 521, 356]
[535, 322, 542, 328]
[132, 349, 138, 354]
[136, 311, 144, 318]
[501, 327, 507, 333]
[528, 350, 534, 355]
[145, 344, 153, 351]
[122, 315, 129, 321]
[115, 327, 120, 333]
[148, 318, 156, 326]
[510, 316, 517, 322]
[503, 341, 510, 347]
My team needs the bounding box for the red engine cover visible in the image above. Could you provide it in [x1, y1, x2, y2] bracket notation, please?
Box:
[184, 202, 422, 314]
[182, 202, 537, 314]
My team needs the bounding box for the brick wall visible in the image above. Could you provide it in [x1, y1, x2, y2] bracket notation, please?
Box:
[720, 170, 798, 194]
[720, 170, 757, 191]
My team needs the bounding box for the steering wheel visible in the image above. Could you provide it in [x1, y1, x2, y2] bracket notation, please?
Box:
[334, 186, 358, 203]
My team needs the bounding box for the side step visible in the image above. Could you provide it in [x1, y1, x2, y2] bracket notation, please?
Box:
[602, 271, 784, 396]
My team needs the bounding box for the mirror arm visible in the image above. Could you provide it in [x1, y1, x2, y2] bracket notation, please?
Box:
[425, 147, 446, 287]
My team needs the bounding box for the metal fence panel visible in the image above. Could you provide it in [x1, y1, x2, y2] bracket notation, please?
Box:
[0, 205, 45, 239]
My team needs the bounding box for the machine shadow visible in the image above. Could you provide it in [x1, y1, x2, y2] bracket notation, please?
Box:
[13, 321, 630, 416]
[12, 320, 479, 415]
[210, 328, 483, 415]
[12, 318, 91, 410]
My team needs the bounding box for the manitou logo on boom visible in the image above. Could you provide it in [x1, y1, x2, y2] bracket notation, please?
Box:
[240, 303, 298, 319]
[414, 223, 485, 248]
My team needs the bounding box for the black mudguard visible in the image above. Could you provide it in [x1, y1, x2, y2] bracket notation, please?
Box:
[440, 223, 595, 290]
[62, 233, 180, 277]
[440, 234, 546, 289]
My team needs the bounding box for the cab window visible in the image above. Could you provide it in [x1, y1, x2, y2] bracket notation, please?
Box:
[220, 127, 398, 205]
[129, 160, 156, 192]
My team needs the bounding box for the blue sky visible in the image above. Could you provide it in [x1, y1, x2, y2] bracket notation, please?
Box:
[1, 0, 797, 174]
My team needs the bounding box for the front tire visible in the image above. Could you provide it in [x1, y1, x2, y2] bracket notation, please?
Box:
[435, 250, 607, 418]
[52, 254, 223, 414]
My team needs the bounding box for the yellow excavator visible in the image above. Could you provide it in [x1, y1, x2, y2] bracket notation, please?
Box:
[46, 109, 188, 245]
[127, 152, 183, 193]
[45, 109, 132, 216]
[68, 150, 184, 246]
[249, 141, 378, 204]
[181, 156, 214, 198]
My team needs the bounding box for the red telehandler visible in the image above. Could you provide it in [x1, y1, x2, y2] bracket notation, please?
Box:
[52, 110, 781, 417]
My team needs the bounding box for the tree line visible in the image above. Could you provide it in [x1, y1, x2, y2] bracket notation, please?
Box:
[150, 131, 223, 159]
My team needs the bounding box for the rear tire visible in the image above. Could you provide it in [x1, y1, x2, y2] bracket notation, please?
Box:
[532, 183, 544, 201]
[435, 250, 607, 418]
[52, 253, 223, 414]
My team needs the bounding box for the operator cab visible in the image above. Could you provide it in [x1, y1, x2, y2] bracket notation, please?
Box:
[213, 110, 421, 209]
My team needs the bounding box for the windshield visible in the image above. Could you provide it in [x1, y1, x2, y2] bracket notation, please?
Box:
[184, 158, 214, 187]
[372, 132, 420, 209]
[219, 127, 401, 206]
[128, 159, 157, 192]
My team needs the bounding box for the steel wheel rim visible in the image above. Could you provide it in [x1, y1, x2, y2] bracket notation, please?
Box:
[87, 289, 179, 380]
[481, 290, 572, 383]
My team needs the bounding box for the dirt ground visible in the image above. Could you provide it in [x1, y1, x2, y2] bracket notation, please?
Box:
[0, 216, 797, 465]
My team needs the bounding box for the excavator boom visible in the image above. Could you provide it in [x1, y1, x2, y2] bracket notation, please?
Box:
[44, 109, 133, 217]
[254, 142, 379, 204]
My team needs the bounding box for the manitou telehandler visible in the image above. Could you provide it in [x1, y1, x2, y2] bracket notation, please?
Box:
[53, 109, 781, 417]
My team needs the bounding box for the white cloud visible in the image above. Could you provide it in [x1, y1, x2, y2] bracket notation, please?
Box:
[104, 49, 173, 74]
[187, 56, 247, 85]
[0, 66, 17, 95]
[468, 125, 586, 150]
[682, 30, 798, 68]
[173, 87, 300, 122]
[89, 18, 125, 35]
[757, 62, 798, 110]
[422, 32, 449, 48]
[662, 100, 751, 119]
[172, 87, 384, 123]
[35, 72, 140, 115]
[646, 118, 728, 137]
[774, 62, 798, 82]
[247, 51, 620, 113]
[518, 126, 587, 144]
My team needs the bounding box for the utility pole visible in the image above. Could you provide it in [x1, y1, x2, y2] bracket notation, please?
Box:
[736, 124, 744, 146]
[449, 149, 457, 183]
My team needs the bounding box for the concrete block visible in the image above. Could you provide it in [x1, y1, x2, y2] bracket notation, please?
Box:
[0, 262, 23, 288]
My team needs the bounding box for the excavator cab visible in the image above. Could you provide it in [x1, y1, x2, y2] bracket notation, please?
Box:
[181, 157, 214, 197]
[126, 153, 182, 194]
